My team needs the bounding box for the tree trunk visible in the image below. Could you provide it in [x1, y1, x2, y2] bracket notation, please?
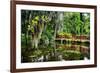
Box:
[31, 22, 44, 49]
[53, 12, 63, 58]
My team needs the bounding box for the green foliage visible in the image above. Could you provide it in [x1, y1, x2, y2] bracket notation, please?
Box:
[63, 12, 90, 35]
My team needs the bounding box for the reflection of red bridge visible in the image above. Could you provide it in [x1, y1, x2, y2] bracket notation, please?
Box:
[56, 44, 89, 55]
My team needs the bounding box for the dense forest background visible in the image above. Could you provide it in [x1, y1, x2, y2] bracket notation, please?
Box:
[21, 10, 90, 63]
